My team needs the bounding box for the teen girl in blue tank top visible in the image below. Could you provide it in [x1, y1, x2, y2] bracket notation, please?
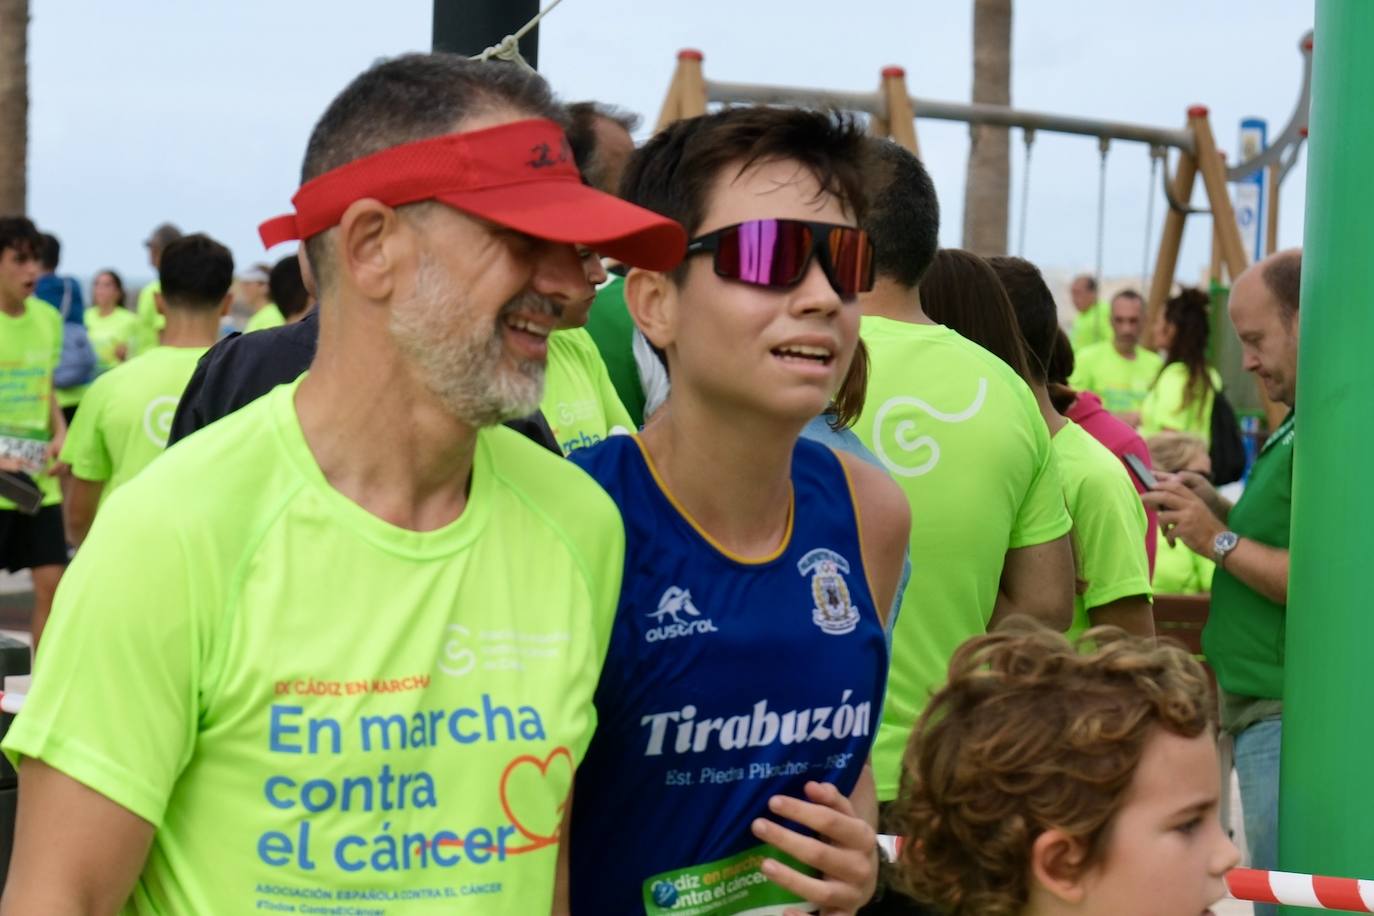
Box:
[566, 108, 910, 915]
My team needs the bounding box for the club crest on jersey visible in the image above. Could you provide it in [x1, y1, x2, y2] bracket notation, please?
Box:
[797, 549, 860, 636]
[645, 586, 719, 643]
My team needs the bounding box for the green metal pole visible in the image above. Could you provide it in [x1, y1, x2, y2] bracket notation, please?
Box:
[1282, 1, 1374, 905]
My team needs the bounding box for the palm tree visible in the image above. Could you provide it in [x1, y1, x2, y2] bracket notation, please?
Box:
[962, 0, 1011, 256]
[0, 0, 27, 215]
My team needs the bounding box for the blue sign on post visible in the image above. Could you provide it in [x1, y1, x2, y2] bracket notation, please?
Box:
[1235, 118, 1268, 263]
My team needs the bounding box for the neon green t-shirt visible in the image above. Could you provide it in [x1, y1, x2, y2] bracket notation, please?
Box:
[541, 327, 634, 456]
[135, 280, 166, 354]
[582, 276, 647, 427]
[855, 317, 1072, 800]
[0, 297, 64, 507]
[245, 303, 285, 334]
[1139, 363, 1221, 445]
[6, 380, 625, 914]
[1068, 341, 1163, 415]
[85, 307, 141, 374]
[1053, 421, 1152, 638]
[1152, 529, 1214, 595]
[59, 346, 209, 499]
[1070, 301, 1112, 352]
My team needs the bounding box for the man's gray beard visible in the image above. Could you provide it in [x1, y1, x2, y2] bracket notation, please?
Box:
[388, 257, 555, 428]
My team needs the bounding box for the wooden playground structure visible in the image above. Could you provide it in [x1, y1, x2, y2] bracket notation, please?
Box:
[654, 33, 1313, 423]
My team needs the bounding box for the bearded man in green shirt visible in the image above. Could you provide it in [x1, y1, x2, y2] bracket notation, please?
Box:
[1143, 249, 1300, 914]
[2, 54, 685, 915]
[1069, 289, 1163, 422]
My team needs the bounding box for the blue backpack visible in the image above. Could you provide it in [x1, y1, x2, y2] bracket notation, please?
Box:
[50, 277, 97, 389]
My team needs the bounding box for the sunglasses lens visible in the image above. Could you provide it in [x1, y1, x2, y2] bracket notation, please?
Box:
[715, 220, 813, 288]
[825, 227, 874, 298]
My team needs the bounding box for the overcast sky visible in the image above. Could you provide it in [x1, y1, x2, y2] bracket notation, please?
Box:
[26, 0, 1314, 290]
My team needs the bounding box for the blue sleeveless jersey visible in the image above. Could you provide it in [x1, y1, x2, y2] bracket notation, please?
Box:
[568, 436, 889, 915]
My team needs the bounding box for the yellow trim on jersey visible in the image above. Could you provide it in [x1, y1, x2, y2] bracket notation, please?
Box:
[833, 448, 885, 627]
[632, 436, 795, 566]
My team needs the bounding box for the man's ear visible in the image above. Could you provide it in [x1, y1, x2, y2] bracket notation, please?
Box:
[623, 267, 677, 351]
[1029, 828, 1091, 906]
[336, 198, 409, 302]
[153, 291, 166, 317]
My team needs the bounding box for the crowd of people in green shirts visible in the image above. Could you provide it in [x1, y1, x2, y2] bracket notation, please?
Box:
[0, 51, 1300, 916]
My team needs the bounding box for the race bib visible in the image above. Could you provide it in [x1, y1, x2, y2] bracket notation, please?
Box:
[0, 432, 48, 475]
[641, 843, 816, 915]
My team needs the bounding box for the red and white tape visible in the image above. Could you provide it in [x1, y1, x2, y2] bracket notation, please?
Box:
[877, 836, 1374, 914]
[1227, 867, 1374, 913]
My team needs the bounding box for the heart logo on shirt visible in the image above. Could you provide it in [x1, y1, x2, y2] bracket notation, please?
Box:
[499, 746, 574, 844]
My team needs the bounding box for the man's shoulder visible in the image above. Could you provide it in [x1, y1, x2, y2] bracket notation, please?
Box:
[136, 387, 295, 505]
[23, 296, 61, 323]
[864, 321, 1039, 417]
[548, 327, 598, 362]
[174, 313, 318, 438]
[205, 313, 318, 376]
[1075, 340, 1111, 362]
[484, 425, 622, 536]
[1056, 422, 1135, 497]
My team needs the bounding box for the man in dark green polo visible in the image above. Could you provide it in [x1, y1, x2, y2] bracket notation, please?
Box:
[1144, 248, 1300, 915]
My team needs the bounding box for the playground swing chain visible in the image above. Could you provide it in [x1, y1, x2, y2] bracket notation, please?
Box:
[1016, 128, 1036, 258]
[1141, 145, 1165, 289]
[1093, 136, 1111, 292]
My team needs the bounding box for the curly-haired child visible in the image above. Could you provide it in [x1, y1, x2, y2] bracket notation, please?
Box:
[889, 620, 1239, 916]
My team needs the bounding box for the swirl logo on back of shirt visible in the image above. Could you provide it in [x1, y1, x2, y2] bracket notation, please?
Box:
[142, 395, 180, 448]
[870, 378, 989, 478]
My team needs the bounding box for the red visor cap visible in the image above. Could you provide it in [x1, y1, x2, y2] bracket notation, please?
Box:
[259, 118, 686, 272]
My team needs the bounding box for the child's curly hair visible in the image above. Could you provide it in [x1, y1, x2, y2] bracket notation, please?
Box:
[890, 619, 1213, 916]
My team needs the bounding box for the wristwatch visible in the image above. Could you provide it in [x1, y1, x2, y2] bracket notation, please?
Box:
[1213, 530, 1240, 566]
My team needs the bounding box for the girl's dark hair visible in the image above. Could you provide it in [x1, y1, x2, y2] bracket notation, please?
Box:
[1046, 328, 1078, 414]
[985, 256, 1058, 385]
[1160, 287, 1213, 415]
[918, 249, 1034, 383]
[827, 338, 870, 431]
[95, 269, 126, 308]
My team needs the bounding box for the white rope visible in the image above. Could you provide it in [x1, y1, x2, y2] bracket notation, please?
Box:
[472, 0, 566, 70]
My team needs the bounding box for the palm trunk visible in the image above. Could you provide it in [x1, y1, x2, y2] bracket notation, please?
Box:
[961, 0, 1011, 256]
[0, 0, 28, 215]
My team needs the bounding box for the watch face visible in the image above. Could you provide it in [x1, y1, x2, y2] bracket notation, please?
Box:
[1214, 531, 1239, 555]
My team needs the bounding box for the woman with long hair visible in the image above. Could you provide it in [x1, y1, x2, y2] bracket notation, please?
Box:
[917, 248, 1035, 383]
[84, 269, 139, 374]
[1140, 287, 1221, 443]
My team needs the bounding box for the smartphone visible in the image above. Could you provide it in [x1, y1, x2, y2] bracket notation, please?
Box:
[0, 471, 43, 516]
[1123, 452, 1159, 491]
